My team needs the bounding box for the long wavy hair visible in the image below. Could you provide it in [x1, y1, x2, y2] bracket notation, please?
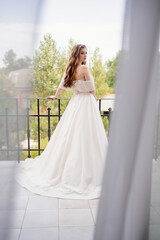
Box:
[63, 44, 87, 88]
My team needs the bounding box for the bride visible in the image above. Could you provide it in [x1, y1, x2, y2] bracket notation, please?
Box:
[15, 44, 108, 199]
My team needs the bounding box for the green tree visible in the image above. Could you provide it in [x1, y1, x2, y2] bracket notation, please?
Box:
[105, 52, 119, 93]
[32, 34, 69, 98]
[31, 34, 75, 140]
[3, 49, 32, 72]
[89, 47, 108, 97]
[16, 56, 32, 69]
[3, 49, 17, 72]
[33, 34, 59, 97]
[32, 34, 74, 105]
[67, 38, 77, 58]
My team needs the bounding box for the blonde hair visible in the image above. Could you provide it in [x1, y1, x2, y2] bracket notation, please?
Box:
[64, 44, 87, 88]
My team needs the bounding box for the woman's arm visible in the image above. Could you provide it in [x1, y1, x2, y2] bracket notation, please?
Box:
[48, 72, 66, 100]
[47, 88, 63, 100]
[89, 90, 100, 100]
[90, 89, 96, 98]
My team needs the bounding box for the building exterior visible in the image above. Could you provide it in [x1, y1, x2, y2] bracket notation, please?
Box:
[101, 93, 115, 112]
[8, 68, 32, 108]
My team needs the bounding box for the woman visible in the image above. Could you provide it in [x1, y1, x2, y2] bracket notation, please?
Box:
[15, 44, 108, 199]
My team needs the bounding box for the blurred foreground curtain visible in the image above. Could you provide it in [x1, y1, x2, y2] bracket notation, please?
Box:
[0, 1, 43, 239]
[94, 0, 160, 240]
[0, 0, 43, 161]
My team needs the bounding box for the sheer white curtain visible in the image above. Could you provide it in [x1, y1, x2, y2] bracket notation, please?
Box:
[0, 1, 43, 239]
[94, 0, 160, 239]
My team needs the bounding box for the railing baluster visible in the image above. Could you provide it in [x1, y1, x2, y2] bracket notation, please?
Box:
[58, 99, 61, 121]
[16, 99, 20, 163]
[5, 107, 9, 159]
[27, 107, 31, 158]
[47, 107, 51, 141]
[37, 99, 40, 155]
[108, 107, 112, 136]
[99, 99, 101, 113]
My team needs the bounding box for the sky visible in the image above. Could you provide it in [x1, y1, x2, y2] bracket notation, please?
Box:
[0, 0, 125, 67]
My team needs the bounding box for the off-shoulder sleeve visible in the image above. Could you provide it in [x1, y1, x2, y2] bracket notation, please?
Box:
[74, 72, 95, 92]
[58, 72, 74, 91]
[58, 70, 95, 92]
[58, 73, 65, 89]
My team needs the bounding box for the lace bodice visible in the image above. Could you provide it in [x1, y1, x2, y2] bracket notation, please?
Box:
[58, 72, 95, 93]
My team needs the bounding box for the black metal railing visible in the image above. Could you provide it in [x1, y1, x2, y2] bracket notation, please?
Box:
[0, 97, 113, 162]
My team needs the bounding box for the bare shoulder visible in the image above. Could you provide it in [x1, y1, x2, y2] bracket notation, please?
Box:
[79, 65, 89, 71]
[79, 65, 89, 75]
[79, 65, 90, 81]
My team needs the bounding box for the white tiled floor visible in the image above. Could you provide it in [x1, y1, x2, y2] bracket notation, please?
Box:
[0, 159, 160, 240]
[59, 209, 94, 227]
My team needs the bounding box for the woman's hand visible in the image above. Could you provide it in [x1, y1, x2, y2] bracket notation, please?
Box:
[47, 95, 57, 100]
[96, 97, 100, 101]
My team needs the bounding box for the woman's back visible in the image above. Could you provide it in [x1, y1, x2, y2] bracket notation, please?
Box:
[74, 65, 91, 81]
[74, 65, 85, 80]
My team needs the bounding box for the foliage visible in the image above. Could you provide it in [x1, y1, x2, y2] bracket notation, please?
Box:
[89, 47, 108, 97]
[32, 34, 73, 109]
[102, 117, 109, 136]
[66, 38, 77, 58]
[32, 34, 59, 98]
[21, 136, 49, 160]
[2, 49, 32, 72]
[105, 52, 119, 93]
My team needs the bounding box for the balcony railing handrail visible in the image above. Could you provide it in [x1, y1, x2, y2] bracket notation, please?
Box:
[0, 97, 115, 100]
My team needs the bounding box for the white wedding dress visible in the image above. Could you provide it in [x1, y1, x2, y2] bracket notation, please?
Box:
[15, 72, 108, 199]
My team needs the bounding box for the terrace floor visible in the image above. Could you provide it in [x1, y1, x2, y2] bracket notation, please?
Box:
[0, 159, 160, 240]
